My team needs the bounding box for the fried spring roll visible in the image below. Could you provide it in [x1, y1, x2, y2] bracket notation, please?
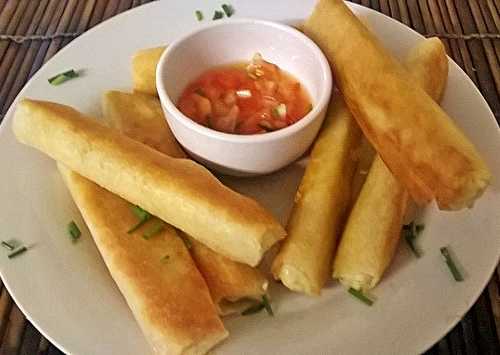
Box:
[333, 38, 449, 291]
[188, 238, 268, 315]
[132, 46, 166, 96]
[59, 165, 227, 354]
[404, 38, 448, 102]
[304, 0, 491, 210]
[271, 94, 363, 295]
[13, 99, 286, 266]
[102, 91, 268, 315]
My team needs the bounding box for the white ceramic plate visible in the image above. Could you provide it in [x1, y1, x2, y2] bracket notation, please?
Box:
[0, 1, 499, 354]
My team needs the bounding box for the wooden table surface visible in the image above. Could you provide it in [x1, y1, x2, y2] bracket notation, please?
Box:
[0, 1, 498, 354]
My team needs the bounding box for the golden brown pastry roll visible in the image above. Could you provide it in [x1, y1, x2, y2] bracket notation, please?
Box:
[102, 91, 268, 314]
[58, 165, 227, 355]
[333, 38, 449, 291]
[349, 139, 376, 206]
[102, 91, 185, 158]
[132, 46, 166, 96]
[304, 0, 491, 210]
[271, 94, 363, 295]
[332, 157, 409, 291]
[188, 238, 268, 315]
[12, 99, 286, 266]
[404, 37, 448, 102]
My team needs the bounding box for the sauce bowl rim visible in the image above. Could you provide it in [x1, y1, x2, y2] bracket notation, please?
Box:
[156, 18, 333, 143]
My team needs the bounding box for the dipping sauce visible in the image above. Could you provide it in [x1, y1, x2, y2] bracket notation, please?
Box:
[177, 54, 312, 134]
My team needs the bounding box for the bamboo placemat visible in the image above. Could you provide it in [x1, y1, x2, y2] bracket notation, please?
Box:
[0, 1, 498, 354]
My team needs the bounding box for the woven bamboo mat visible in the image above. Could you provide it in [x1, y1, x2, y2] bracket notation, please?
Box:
[0, 1, 498, 354]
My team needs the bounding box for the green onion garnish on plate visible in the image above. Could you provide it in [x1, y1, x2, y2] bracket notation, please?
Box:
[212, 10, 224, 20]
[440, 247, 464, 282]
[48, 69, 79, 86]
[241, 295, 273, 316]
[143, 222, 165, 240]
[221, 4, 234, 17]
[348, 288, 374, 306]
[262, 295, 274, 316]
[1, 241, 14, 251]
[8, 246, 27, 259]
[127, 205, 152, 233]
[68, 221, 81, 242]
[241, 302, 265, 316]
[402, 222, 424, 258]
[195, 10, 203, 21]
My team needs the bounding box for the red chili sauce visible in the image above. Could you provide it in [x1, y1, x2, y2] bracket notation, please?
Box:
[177, 54, 312, 134]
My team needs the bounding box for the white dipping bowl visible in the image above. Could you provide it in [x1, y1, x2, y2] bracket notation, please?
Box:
[156, 18, 332, 176]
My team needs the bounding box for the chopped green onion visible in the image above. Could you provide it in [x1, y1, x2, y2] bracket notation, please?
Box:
[160, 255, 170, 263]
[179, 233, 192, 249]
[131, 205, 150, 220]
[1, 241, 14, 251]
[272, 103, 287, 118]
[262, 295, 274, 316]
[241, 302, 265, 316]
[212, 10, 224, 20]
[348, 288, 374, 306]
[128, 219, 149, 233]
[241, 295, 273, 316]
[128, 205, 152, 233]
[195, 10, 203, 21]
[440, 247, 464, 282]
[8, 246, 27, 259]
[402, 222, 423, 258]
[236, 89, 252, 98]
[221, 4, 234, 17]
[48, 69, 79, 85]
[403, 229, 421, 257]
[143, 222, 165, 240]
[68, 221, 81, 242]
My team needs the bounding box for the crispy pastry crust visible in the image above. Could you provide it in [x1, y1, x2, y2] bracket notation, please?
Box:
[12, 99, 285, 266]
[102, 91, 268, 314]
[333, 38, 449, 291]
[271, 95, 363, 295]
[58, 164, 227, 355]
[132, 46, 166, 96]
[304, 0, 491, 210]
